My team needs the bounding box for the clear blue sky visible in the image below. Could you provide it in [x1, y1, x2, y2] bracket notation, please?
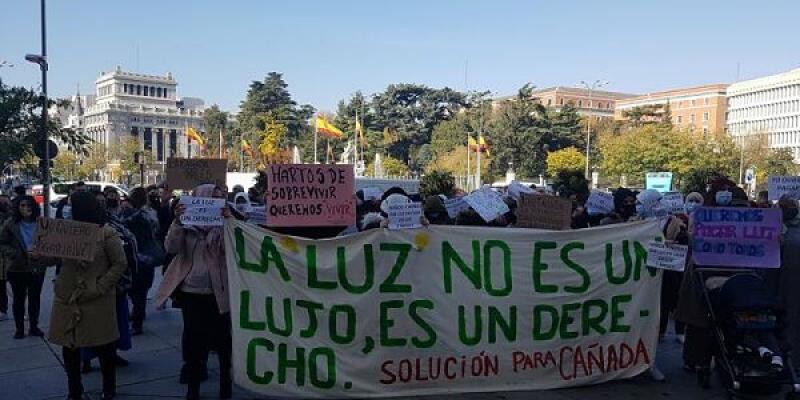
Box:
[2, 1, 799, 114]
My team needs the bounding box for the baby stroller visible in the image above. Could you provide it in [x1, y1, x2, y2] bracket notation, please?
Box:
[697, 268, 800, 399]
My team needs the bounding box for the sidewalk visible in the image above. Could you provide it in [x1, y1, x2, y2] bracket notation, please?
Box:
[0, 269, 781, 399]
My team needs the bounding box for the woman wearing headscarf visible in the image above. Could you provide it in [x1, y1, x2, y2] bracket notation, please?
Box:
[48, 191, 128, 400]
[154, 184, 233, 400]
[0, 195, 53, 339]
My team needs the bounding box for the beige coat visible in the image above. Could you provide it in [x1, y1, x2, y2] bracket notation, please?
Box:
[48, 225, 127, 348]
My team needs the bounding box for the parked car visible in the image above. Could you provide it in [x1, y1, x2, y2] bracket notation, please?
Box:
[33, 181, 129, 209]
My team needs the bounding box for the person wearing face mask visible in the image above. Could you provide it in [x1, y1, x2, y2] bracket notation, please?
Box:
[0, 194, 13, 321]
[155, 184, 233, 400]
[104, 188, 122, 217]
[0, 196, 53, 339]
[777, 196, 800, 357]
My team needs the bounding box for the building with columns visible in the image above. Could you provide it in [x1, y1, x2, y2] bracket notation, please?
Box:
[727, 68, 800, 161]
[61, 67, 205, 183]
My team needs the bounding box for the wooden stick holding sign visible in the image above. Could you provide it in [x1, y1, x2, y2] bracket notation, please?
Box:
[32, 218, 100, 262]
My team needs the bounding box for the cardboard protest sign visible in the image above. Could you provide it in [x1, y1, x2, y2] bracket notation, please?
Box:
[507, 181, 534, 200]
[32, 218, 100, 262]
[166, 158, 227, 190]
[265, 164, 356, 227]
[660, 192, 685, 215]
[247, 206, 267, 226]
[444, 197, 470, 219]
[463, 187, 510, 222]
[768, 176, 800, 200]
[516, 193, 572, 230]
[586, 190, 614, 215]
[225, 219, 662, 397]
[646, 240, 688, 271]
[691, 207, 781, 268]
[179, 196, 225, 226]
[645, 172, 672, 193]
[387, 202, 423, 230]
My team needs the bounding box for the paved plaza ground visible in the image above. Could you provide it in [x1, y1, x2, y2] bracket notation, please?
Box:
[0, 269, 791, 400]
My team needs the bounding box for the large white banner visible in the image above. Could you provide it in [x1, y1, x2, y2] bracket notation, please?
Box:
[224, 219, 663, 398]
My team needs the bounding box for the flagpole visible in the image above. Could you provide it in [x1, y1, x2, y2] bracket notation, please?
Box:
[314, 116, 319, 164]
[219, 126, 223, 159]
[354, 110, 359, 166]
[477, 112, 482, 189]
[240, 133, 244, 172]
[466, 133, 471, 191]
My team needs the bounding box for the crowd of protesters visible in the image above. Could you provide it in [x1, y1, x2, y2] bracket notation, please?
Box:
[0, 173, 798, 399]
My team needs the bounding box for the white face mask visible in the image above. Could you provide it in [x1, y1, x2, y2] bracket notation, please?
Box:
[715, 191, 732, 206]
[61, 205, 72, 220]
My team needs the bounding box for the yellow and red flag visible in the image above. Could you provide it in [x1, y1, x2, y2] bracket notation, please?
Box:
[468, 135, 490, 156]
[186, 126, 205, 146]
[316, 116, 344, 139]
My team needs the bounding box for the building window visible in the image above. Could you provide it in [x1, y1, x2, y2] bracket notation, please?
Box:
[157, 87, 162, 97]
[136, 85, 141, 95]
[169, 129, 177, 156]
[547, 99, 552, 106]
[691, 99, 696, 106]
[559, 98, 563, 105]
[578, 100, 583, 107]
[690, 114, 696, 124]
[703, 112, 709, 122]
[156, 128, 164, 162]
[143, 128, 152, 151]
[677, 116, 682, 124]
[704, 98, 709, 105]
[702, 127, 708, 134]
[131, 126, 139, 137]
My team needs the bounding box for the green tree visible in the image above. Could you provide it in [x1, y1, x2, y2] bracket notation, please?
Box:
[420, 171, 456, 198]
[238, 72, 315, 158]
[53, 151, 80, 180]
[549, 103, 585, 149]
[110, 137, 151, 185]
[78, 142, 108, 180]
[426, 145, 490, 182]
[429, 112, 471, 157]
[202, 104, 234, 158]
[0, 79, 90, 171]
[621, 104, 672, 127]
[370, 84, 467, 163]
[365, 155, 411, 177]
[547, 147, 586, 178]
[552, 169, 590, 202]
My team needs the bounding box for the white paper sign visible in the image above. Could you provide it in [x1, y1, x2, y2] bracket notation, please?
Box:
[661, 192, 685, 215]
[768, 176, 800, 200]
[586, 191, 614, 215]
[464, 188, 510, 222]
[507, 181, 534, 200]
[387, 202, 423, 230]
[247, 206, 267, 226]
[646, 240, 688, 271]
[362, 187, 383, 201]
[179, 196, 225, 226]
[444, 197, 470, 219]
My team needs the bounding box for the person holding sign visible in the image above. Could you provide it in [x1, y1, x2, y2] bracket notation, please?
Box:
[0, 195, 52, 339]
[48, 191, 129, 400]
[155, 184, 233, 400]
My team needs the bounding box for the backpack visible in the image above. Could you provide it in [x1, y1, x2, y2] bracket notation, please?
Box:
[106, 216, 138, 292]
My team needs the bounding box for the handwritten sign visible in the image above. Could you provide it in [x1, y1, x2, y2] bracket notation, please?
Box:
[387, 202, 423, 230]
[768, 176, 800, 200]
[516, 193, 572, 230]
[691, 207, 782, 268]
[247, 206, 267, 226]
[166, 158, 227, 190]
[507, 181, 534, 200]
[265, 164, 356, 227]
[361, 187, 383, 201]
[179, 196, 225, 226]
[646, 240, 688, 271]
[444, 197, 470, 219]
[32, 218, 100, 262]
[646, 172, 673, 193]
[586, 190, 614, 215]
[661, 192, 686, 215]
[463, 187, 509, 222]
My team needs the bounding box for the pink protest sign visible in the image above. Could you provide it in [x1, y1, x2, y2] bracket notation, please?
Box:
[690, 207, 782, 268]
[265, 164, 356, 227]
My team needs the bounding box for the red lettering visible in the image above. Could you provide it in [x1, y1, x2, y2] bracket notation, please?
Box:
[380, 361, 396, 384]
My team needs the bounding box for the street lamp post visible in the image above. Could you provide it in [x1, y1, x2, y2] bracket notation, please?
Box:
[578, 79, 609, 180]
[25, 0, 49, 216]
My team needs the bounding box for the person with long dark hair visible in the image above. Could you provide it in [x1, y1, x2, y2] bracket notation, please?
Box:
[155, 184, 232, 400]
[48, 191, 127, 400]
[0, 195, 51, 338]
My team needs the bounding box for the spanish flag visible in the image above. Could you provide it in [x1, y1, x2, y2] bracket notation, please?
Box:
[355, 118, 367, 147]
[316, 116, 344, 139]
[241, 139, 254, 157]
[468, 135, 490, 156]
[187, 126, 205, 146]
